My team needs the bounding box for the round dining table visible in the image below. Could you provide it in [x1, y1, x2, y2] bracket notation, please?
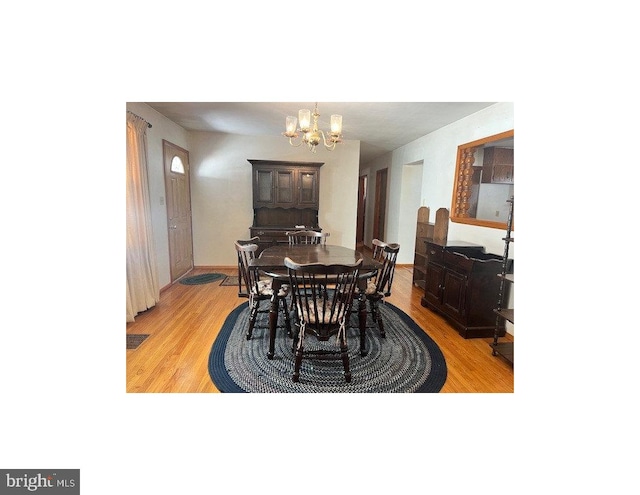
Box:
[250, 244, 381, 359]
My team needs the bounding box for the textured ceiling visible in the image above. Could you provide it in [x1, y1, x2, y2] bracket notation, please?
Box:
[145, 101, 496, 164]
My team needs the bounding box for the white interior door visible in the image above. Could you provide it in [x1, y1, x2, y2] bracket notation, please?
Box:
[163, 140, 193, 282]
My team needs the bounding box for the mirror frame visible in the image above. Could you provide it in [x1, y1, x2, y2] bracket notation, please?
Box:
[450, 129, 514, 230]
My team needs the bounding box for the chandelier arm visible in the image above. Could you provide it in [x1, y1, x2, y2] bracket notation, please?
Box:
[320, 130, 338, 151]
[287, 135, 304, 147]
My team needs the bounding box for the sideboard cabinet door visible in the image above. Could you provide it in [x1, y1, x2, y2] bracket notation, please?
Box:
[424, 261, 445, 308]
[440, 269, 468, 322]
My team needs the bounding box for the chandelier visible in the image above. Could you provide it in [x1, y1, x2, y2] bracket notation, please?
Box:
[282, 102, 343, 152]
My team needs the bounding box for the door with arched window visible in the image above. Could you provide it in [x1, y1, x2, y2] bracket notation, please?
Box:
[163, 140, 193, 282]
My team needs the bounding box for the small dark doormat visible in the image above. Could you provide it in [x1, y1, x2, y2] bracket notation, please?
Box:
[127, 334, 150, 350]
[179, 273, 224, 285]
[220, 275, 239, 286]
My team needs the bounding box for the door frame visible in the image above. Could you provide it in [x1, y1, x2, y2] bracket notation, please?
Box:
[373, 168, 388, 242]
[356, 175, 367, 249]
[163, 140, 194, 283]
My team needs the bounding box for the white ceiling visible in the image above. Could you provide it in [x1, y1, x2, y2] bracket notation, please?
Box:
[144, 102, 497, 164]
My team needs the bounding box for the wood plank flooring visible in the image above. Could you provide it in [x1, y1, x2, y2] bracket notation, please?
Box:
[126, 265, 514, 393]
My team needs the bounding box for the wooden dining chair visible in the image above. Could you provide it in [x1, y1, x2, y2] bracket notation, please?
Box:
[235, 240, 291, 340]
[360, 239, 400, 338]
[285, 257, 362, 383]
[285, 230, 330, 245]
[235, 236, 260, 295]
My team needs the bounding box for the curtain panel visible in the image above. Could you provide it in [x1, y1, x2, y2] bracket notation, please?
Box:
[126, 113, 159, 322]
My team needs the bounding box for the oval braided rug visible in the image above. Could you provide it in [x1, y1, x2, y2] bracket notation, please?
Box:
[208, 302, 447, 393]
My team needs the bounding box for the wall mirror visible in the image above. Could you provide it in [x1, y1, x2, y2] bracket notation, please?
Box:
[450, 129, 514, 230]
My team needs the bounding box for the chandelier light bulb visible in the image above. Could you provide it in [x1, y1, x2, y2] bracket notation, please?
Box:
[298, 109, 311, 132]
[285, 116, 298, 137]
[330, 114, 342, 135]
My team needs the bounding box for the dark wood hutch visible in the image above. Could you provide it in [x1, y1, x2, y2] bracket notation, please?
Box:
[248, 159, 324, 252]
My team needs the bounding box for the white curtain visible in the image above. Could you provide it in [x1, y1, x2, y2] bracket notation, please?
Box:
[126, 112, 159, 322]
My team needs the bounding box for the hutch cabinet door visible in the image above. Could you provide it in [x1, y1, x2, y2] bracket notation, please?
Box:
[274, 169, 296, 207]
[297, 169, 319, 207]
[253, 167, 275, 206]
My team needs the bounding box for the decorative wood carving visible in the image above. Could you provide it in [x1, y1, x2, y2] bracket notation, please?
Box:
[454, 147, 477, 218]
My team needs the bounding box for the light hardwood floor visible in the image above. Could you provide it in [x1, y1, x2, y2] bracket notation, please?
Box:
[126, 265, 514, 393]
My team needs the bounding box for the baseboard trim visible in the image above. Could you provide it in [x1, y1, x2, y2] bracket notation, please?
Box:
[194, 265, 235, 270]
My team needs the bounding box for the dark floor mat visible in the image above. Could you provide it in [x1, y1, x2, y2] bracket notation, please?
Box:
[127, 334, 150, 350]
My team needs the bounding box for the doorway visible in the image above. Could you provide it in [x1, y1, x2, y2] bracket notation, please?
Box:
[356, 175, 367, 250]
[400, 161, 424, 254]
[373, 168, 388, 242]
[163, 140, 194, 282]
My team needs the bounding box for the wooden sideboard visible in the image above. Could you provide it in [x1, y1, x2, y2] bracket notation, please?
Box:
[248, 159, 324, 252]
[420, 240, 512, 338]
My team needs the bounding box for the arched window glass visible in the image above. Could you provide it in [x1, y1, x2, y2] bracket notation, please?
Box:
[170, 155, 185, 174]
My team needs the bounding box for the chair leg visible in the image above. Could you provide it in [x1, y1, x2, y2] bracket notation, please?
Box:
[280, 296, 292, 337]
[370, 299, 386, 338]
[246, 301, 259, 340]
[291, 322, 299, 354]
[293, 341, 303, 382]
[340, 336, 351, 382]
[376, 305, 386, 338]
[358, 294, 367, 356]
[368, 298, 376, 322]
